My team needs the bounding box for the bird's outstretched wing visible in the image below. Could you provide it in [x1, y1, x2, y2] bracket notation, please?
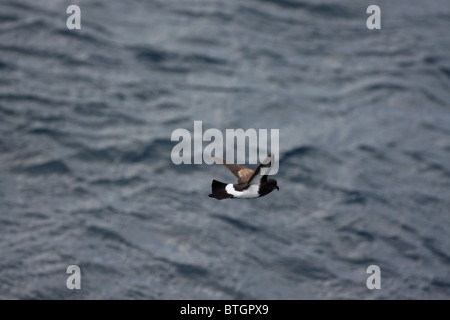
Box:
[212, 156, 254, 185]
[244, 155, 274, 188]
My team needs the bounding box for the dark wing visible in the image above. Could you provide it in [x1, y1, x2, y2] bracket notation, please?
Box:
[212, 156, 254, 185]
[243, 155, 273, 189]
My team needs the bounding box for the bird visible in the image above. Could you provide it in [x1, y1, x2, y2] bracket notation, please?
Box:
[208, 155, 279, 200]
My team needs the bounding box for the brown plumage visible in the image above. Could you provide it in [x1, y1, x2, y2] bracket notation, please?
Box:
[211, 156, 255, 190]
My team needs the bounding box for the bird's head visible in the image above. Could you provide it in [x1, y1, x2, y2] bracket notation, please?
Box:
[267, 178, 279, 191]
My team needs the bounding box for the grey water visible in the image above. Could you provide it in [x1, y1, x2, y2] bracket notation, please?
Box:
[0, 0, 449, 299]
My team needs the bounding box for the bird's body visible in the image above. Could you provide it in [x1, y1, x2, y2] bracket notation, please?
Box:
[208, 156, 279, 200]
[225, 183, 260, 199]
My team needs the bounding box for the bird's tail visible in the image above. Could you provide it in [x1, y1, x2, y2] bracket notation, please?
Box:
[209, 180, 233, 200]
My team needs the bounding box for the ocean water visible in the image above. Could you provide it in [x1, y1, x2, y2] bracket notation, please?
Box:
[0, 0, 449, 299]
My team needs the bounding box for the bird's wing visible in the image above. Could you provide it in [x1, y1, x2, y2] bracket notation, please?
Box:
[244, 155, 274, 188]
[212, 156, 254, 185]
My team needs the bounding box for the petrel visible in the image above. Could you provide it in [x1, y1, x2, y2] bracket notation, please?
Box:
[208, 155, 279, 200]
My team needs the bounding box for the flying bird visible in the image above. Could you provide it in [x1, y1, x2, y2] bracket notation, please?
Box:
[208, 155, 279, 200]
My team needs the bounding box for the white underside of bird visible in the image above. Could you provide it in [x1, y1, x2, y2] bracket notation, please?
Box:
[225, 184, 259, 199]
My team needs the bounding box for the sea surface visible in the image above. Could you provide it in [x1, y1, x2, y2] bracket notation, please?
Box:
[0, 0, 449, 299]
